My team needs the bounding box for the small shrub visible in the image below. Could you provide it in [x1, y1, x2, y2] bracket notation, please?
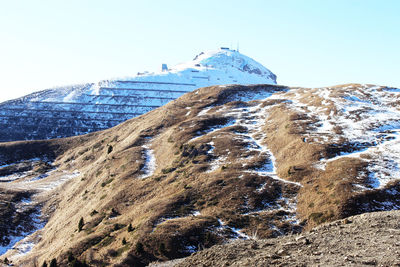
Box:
[49, 258, 57, 267]
[162, 167, 176, 174]
[78, 217, 84, 232]
[83, 155, 94, 161]
[41, 262, 48, 267]
[90, 210, 98, 216]
[122, 237, 127, 245]
[127, 224, 134, 232]
[99, 236, 115, 247]
[113, 223, 125, 231]
[87, 235, 104, 247]
[101, 178, 114, 187]
[153, 176, 162, 181]
[159, 243, 166, 255]
[107, 145, 113, 154]
[135, 242, 144, 254]
[108, 249, 118, 258]
[67, 252, 74, 262]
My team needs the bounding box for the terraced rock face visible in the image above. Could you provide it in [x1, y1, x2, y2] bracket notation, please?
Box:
[0, 83, 399, 266]
[0, 49, 276, 142]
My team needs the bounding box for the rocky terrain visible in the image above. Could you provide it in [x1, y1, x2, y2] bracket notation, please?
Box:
[0, 48, 276, 142]
[173, 210, 400, 266]
[0, 83, 399, 266]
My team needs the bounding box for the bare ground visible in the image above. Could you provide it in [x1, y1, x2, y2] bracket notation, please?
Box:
[174, 210, 400, 267]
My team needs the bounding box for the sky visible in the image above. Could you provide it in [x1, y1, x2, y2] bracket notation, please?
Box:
[0, 0, 399, 102]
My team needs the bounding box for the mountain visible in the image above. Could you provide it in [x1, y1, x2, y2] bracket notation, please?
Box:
[0, 83, 399, 266]
[173, 210, 400, 266]
[0, 48, 276, 142]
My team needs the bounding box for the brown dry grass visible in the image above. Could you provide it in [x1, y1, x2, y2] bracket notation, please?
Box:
[0, 83, 397, 266]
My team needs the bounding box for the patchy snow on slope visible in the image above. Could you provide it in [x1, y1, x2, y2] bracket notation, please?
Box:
[226, 103, 302, 188]
[0, 172, 29, 182]
[0, 200, 44, 257]
[189, 90, 302, 233]
[287, 85, 400, 189]
[190, 118, 236, 143]
[1, 167, 81, 259]
[217, 219, 250, 240]
[33, 171, 80, 191]
[140, 143, 157, 178]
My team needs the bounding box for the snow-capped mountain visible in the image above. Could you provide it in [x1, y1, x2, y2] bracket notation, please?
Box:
[0, 48, 276, 142]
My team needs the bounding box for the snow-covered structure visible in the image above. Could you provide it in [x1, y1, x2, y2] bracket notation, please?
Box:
[0, 48, 276, 141]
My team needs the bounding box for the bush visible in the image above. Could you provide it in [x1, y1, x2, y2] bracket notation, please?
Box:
[49, 258, 57, 267]
[67, 252, 75, 262]
[107, 145, 113, 154]
[113, 223, 125, 231]
[159, 243, 166, 255]
[101, 178, 114, 187]
[127, 223, 134, 232]
[122, 237, 127, 245]
[161, 167, 176, 174]
[135, 242, 144, 254]
[78, 217, 84, 232]
[41, 262, 48, 267]
[66, 251, 90, 266]
[108, 249, 118, 258]
[90, 210, 98, 216]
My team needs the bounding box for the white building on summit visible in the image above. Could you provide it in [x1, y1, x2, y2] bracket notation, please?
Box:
[0, 48, 277, 142]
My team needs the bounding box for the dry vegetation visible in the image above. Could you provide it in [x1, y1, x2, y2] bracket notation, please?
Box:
[0, 83, 399, 266]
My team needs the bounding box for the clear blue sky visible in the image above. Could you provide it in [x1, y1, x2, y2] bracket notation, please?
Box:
[0, 0, 399, 102]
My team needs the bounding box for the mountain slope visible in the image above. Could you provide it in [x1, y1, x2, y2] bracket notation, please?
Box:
[0, 48, 276, 142]
[0, 83, 399, 266]
[174, 210, 400, 266]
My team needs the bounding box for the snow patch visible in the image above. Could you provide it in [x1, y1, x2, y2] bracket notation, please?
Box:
[140, 143, 157, 178]
[217, 219, 250, 240]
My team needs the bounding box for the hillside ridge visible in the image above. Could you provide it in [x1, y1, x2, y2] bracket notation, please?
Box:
[0, 83, 399, 266]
